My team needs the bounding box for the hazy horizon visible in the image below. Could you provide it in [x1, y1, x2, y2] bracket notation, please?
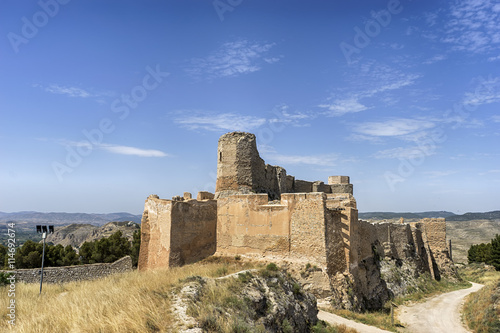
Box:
[1, 209, 498, 216]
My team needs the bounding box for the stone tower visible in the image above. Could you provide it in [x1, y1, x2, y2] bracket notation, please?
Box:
[215, 132, 292, 199]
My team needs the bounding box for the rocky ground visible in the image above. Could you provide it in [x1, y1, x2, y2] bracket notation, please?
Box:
[174, 266, 319, 332]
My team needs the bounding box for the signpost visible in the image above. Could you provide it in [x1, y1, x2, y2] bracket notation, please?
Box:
[36, 225, 54, 294]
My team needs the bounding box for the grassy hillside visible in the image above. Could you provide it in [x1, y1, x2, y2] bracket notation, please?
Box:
[0, 257, 257, 332]
[460, 264, 500, 332]
[0, 257, 351, 332]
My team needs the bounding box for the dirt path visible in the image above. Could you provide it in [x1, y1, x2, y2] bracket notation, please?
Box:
[318, 310, 392, 333]
[397, 282, 484, 333]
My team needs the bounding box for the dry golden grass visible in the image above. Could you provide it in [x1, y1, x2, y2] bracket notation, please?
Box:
[463, 279, 500, 333]
[461, 264, 500, 333]
[0, 256, 259, 333]
[458, 263, 500, 284]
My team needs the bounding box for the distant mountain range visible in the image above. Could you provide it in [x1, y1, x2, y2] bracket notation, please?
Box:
[358, 210, 500, 221]
[0, 210, 498, 227]
[0, 211, 142, 225]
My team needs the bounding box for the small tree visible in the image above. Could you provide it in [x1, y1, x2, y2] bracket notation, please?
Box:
[490, 234, 500, 271]
[468, 244, 478, 263]
[78, 231, 132, 264]
[0, 244, 7, 269]
[130, 230, 141, 267]
[63, 245, 78, 266]
[79, 241, 94, 264]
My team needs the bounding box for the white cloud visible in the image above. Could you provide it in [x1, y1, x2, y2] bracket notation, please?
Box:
[492, 115, 500, 122]
[267, 153, 338, 167]
[34, 83, 115, 100]
[319, 98, 368, 116]
[354, 118, 436, 137]
[60, 140, 167, 157]
[479, 169, 500, 176]
[267, 104, 313, 126]
[186, 39, 278, 79]
[424, 170, 457, 178]
[424, 11, 439, 27]
[390, 43, 404, 50]
[259, 145, 337, 166]
[374, 145, 436, 159]
[443, 0, 500, 54]
[175, 105, 312, 132]
[43, 84, 91, 98]
[320, 61, 420, 117]
[175, 112, 266, 132]
[264, 56, 282, 64]
[423, 54, 447, 65]
[463, 76, 500, 106]
[99, 144, 167, 157]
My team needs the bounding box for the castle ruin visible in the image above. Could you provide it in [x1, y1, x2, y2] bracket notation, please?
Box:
[138, 132, 456, 310]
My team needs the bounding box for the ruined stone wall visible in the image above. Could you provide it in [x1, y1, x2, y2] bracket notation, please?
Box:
[372, 223, 416, 260]
[216, 192, 350, 268]
[216, 194, 290, 256]
[412, 218, 456, 279]
[294, 180, 312, 192]
[419, 218, 448, 254]
[170, 200, 217, 266]
[324, 208, 348, 277]
[288, 193, 329, 265]
[15, 256, 132, 284]
[349, 220, 391, 310]
[138, 196, 173, 270]
[138, 194, 217, 270]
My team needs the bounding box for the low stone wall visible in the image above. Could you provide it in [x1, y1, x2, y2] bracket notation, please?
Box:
[13, 256, 133, 284]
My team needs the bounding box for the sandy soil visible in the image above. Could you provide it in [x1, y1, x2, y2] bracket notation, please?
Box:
[397, 282, 484, 333]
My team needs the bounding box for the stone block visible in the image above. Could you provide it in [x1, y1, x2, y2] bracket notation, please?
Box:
[183, 192, 192, 200]
[329, 184, 353, 194]
[312, 181, 331, 193]
[328, 176, 350, 184]
[197, 191, 215, 200]
[295, 180, 313, 192]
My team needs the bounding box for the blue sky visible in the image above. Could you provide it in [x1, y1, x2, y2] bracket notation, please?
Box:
[1, 0, 499, 214]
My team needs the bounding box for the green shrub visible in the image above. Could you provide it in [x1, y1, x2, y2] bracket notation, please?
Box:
[282, 319, 293, 333]
[0, 272, 13, 286]
[293, 282, 302, 295]
[266, 263, 278, 271]
[216, 266, 228, 277]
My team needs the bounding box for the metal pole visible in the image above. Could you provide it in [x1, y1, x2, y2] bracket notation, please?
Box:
[390, 302, 394, 326]
[449, 239, 453, 261]
[39, 232, 46, 294]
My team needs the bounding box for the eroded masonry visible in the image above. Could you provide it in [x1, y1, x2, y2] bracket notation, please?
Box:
[138, 132, 457, 310]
